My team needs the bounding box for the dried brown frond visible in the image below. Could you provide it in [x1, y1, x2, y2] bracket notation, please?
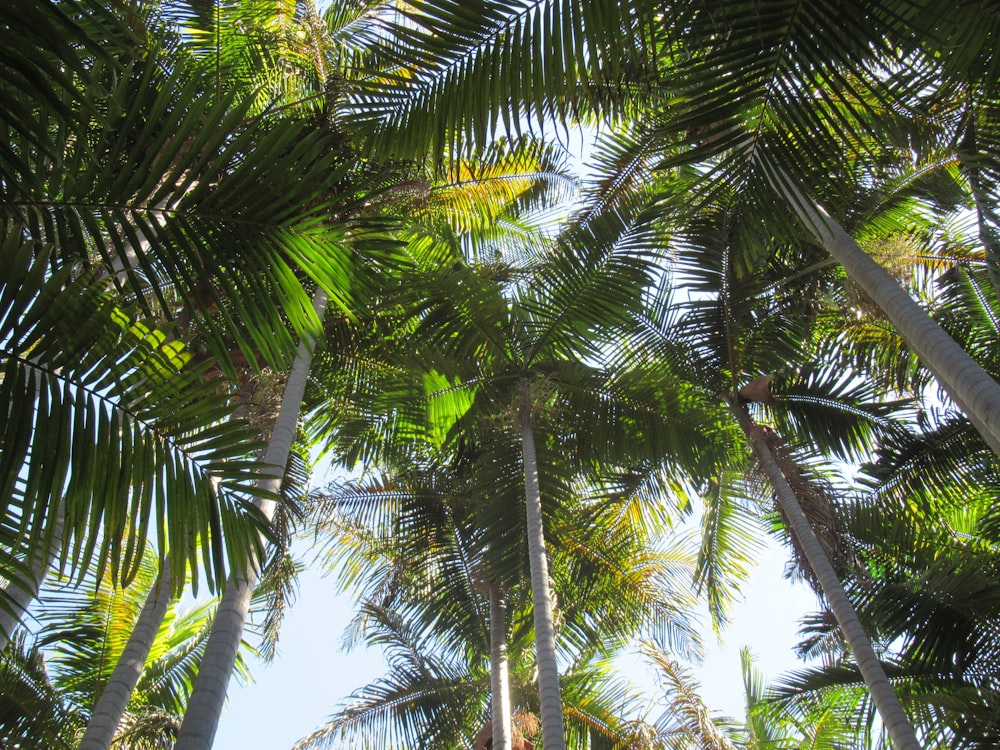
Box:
[514, 709, 540, 739]
[472, 711, 540, 750]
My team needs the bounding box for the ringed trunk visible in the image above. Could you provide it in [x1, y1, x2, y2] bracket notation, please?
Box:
[519, 385, 566, 750]
[767, 164, 1000, 456]
[731, 402, 922, 750]
[488, 580, 512, 750]
[174, 290, 328, 750]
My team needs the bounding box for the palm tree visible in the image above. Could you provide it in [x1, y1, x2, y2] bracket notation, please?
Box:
[296, 440, 701, 749]
[174, 290, 334, 748]
[293, 595, 660, 750]
[16, 3, 1000, 745]
[645, 0, 1000, 456]
[175, 32, 583, 745]
[1, 0, 381, 638]
[77, 563, 175, 749]
[731, 401, 921, 750]
[292, 130, 719, 746]
[350, 0, 1000, 459]
[589, 146, 937, 747]
[345, 198, 718, 749]
[0, 551, 243, 748]
[2, 4, 396, 743]
[754, 163, 1000, 749]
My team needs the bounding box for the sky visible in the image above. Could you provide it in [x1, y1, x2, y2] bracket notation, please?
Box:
[211, 530, 820, 749]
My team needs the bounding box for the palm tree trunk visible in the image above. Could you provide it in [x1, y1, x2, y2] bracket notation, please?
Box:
[730, 402, 921, 750]
[78, 562, 174, 750]
[0, 502, 65, 649]
[768, 164, 1000, 457]
[519, 385, 566, 750]
[488, 580, 512, 750]
[0, 562, 44, 649]
[174, 290, 328, 750]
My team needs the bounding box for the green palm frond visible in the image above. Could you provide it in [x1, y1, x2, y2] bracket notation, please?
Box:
[294, 601, 486, 750]
[641, 641, 740, 750]
[1, 234, 269, 594]
[343, 0, 657, 159]
[32, 558, 165, 710]
[0, 547, 250, 743]
[858, 412, 1000, 510]
[934, 263, 1000, 373]
[517, 207, 664, 364]
[0, 632, 85, 749]
[559, 658, 650, 750]
[2, 1, 385, 374]
[745, 647, 871, 750]
[572, 124, 663, 225]
[422, 137, 577, 234]
[309, 463, 495, 652]
[772, 365, 915, 464]
[694, 474, 768, 631]
[155, 0, 331, 112]
[552, 513, 701, 662]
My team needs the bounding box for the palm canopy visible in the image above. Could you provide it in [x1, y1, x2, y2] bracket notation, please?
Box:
[306, 132, 722, 589]
[2, 0, 389, 370]
[309, 444, 701, 662]
[341, 0, 997, 182]
[339, 0, 661, 159]
[0, 232, 270, 610]
[0, 0, 408, 602]
[0, 550, 247, 749]
[347, 0, 1000, 456]
[594, 156, 921, 619]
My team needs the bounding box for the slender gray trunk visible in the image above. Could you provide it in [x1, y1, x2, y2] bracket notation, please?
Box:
[0, 502, 65, 649]
[768, 165, 1000, 457]
[519, 386, 566, 750]
[731, 403, 922, 750]
[78, 562, 174, 750]
[0, 561, 44, 648]
[488, 580, 512, 750]
[174, 290, 328, 750]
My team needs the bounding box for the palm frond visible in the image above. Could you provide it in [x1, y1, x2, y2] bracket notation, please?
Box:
[293, 601, 486, 750]
[1, 234, 269, 594]
[343, 0, 657, 159]
[693, 475, 768, 631]
[0, 632, 85, 749]
[642, 641, 740, 750]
